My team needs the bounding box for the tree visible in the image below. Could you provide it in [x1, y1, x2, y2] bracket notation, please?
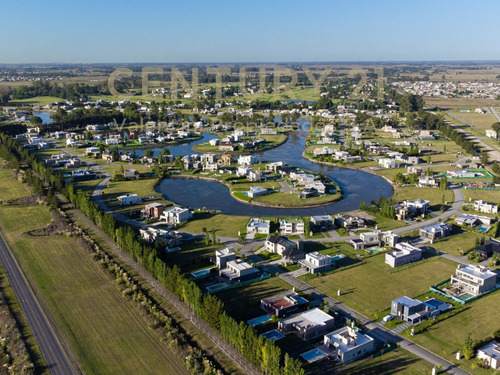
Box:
[144, 149, 154, 158]
[463, 333, 475, 360]
[400, 94, 424, 112]
[481, 152, 489, 166]
[30, 115, 43, 125]
[282, 353, 305, 375]
[492, 122, 500, 140]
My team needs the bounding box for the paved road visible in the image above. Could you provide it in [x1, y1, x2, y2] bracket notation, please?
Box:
[490, 106, 500, 122]
[279, 272, 471, 375]
[0, 232, 78, 375]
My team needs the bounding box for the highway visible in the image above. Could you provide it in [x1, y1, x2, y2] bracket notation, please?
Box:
[0, 232, 78, 375]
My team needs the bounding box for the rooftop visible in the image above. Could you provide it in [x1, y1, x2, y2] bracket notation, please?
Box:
[393, 296, 423, 308]
[456, 264, 497, 280]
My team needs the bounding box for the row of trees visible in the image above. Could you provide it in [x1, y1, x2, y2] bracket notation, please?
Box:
[359, 196, 396, 219]
[0, 133, 305, 375]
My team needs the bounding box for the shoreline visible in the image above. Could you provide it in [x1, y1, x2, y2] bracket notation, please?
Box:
[301, 151, 396, 192]
[167, 174, 344, 209]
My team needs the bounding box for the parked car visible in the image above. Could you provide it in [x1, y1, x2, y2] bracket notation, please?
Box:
[383, 314, 395, 323]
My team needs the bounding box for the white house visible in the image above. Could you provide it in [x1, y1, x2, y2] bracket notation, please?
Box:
[238, 155, 256, 165]
[117, 194, 142, 206]
[385, 242, 422, 268]
[247, 186, 270, 198]
[379, 158, 396, 169]
[451, 264, 497, 296]
[279, 218, 304, 235]
[473, 200, 498, 214]
[160, 207, 193, 225]
[323, 326, 375, 364]
[298, 252, 342, 274]
[246, 218, 271, 234]
[477, 341, 500, 369]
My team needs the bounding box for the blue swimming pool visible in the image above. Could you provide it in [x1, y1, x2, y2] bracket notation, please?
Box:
[261, 330, 285, 341]
[247, 314, 271, 327]
[331, 254, 346, 262]
[478, 226, 488, 233]
[300, 348, 327, 363]
[191, 268, 213, 278]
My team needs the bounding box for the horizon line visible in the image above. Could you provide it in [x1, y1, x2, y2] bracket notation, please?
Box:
[2, 59, 500, 66]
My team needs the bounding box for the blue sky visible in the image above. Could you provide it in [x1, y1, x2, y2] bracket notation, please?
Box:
[1, 0, 499, 63]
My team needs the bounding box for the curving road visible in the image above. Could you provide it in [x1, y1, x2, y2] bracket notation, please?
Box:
[0, 232, 78, 375]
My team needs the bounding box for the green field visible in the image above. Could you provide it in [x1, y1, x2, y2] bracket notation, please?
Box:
[450, 111, 498, 132]
[0, 168, 187, 375]
[216, 277, 292, 321]
[431, 230, 484, 257]
[178, 212, 248, 237]
[8, 96, 64, 106]
[303, 254, 457, 318]
[462, 189, 500, 204]
[339, 348, 434, 375]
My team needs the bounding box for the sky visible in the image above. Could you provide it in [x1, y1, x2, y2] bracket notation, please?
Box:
[1, 0, 499, 64]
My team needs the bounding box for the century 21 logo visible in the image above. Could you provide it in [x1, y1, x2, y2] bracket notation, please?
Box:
[108, 67, 385, 101]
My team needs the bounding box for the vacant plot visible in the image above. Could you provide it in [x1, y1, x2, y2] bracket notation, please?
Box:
[450, 111, 498, 132]
[425, 97, 500, 110]
[9, 96, 63, 106]
[339, 348, 433, 375]
[217, 277, 292, 321]
[179, 212, 248, 237]
[462, 189, 500, 203]
[431, 230, 484, 257]
[408, 289, 500, 374]
[0, 168, 31, 200]
[303, 254, 457, 317]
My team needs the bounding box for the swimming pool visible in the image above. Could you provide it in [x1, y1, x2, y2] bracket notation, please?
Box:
[331, 254, 346, 262]
[247, 314, 271, 327]
[300, 348, 327, 363]
[477, 226, 489, 233]
[261, 329, 285, 341]
[191, 267, 214, 278]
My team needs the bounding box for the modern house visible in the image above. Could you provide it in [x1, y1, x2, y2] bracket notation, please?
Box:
[279, 218, 305, 235]
[385, 242, 422, 268]
[247, 186, 270, 198]
[160, 207, 193, 225]
[379, 158, 396, 169]
[454, 214, 494, 228]
[246, 218, 271, 234]
[419, 222, 451, 242]
[215, 247, 236, 269]
[310, 215, 334, 229]
[139, 227, 182, 249]
[395, 199, 431, 220]
[323, 326, 375, 364]
[117, 194, 142, 206]
[141, 202, 165, 219]
[278, 308, 335, 340]
[124, 169, 139, 180]
[477, 341, 500, 369]
[349, 230, 399, 250]
[473, 200, 499, 214]
[335, 215, 364, 229]
[219, 259, 260, 283]
[391, 296, 451, 324]
[260, 293, 309, 317]
[299, 252, 343, 274]
[450, 264, 497, 296]
[238, 155, 256, 165]
[265, 235, 304, 262]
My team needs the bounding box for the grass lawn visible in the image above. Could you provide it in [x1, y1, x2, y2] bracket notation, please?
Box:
[165, 239, 220, 273]
[251, 191, 342, 207]
[302, 254, 457, 318]
[102, 178, 166, 207]
[337, 348, 434, 375]
[462, 189, 500, 204]
[178, 212, 248, 237]
[0, 168, 32, 200]
[9, 96, 63, 106]
[450, 111, 498, 132]
[0, 168, 188, 375]
[216, 277, 292, 321]
[407, 289, 500, 375]
[431, 230, 484, 257]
